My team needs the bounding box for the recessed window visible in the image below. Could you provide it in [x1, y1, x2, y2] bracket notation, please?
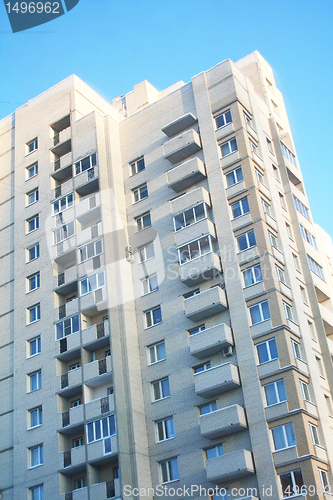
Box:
[226, 166, 243, 187]
[285, 222, 293, 239]
[255, 169, 265, 184]
[27, 243, 39, 262]
[206, 444, 224, 459]
[292, 253, 301, 272]
[80, 271, 105, 296]
[148, 341, 166, 364]
[269, 232, 279, 250]
[276, 266, 286, 284]
[291, 340, 301, 359]
[130, 157, 145, 176]
[133, 184, 148, 203]
[249, 140, 258, 154]
[309, 424, 320, 446]
[266, 137, 274, 154]
[279, 469, 304, 498]
[189, 324, 205, 336]
[29, 406, 42, 429]
[79, 239, 103, 262]
[28, 303, 40, 324]
[86, 415, 116, 443]
[173, 203, 206, 232]
[300, 224, 317, 249]
[56, 314, 80, 340]
[142, 274, 158, 295]
[178, 235, 212, 265]
[300, 381, 311, 402]
[71, 398, 82, 407]
[272, 164, 280, 181]
[200, 402, 217, 415]
[75, 153, 97, 176]
[221, 137, 237, 157]
[293, 195, 309, 219]
[243, 264, 263, 287]
[26, 214, 39, 234]
[324, 394, 333, 415]
[26, 162, 38, 180]
[74, 478, 85, 490]
[26, 188, 39, 206]
[29, 484, 43, 500]
[53, 220, 75, 245]
[139, 242, 154, 262]
[183, 288, 200, 300]
[215, 109, 232, 129]
[156, 417, 175, 442]
[69, 361, 80, 371]
[27, 138, 38, 154]
[73, 436, 84, 448]
[262, 199, 271, 216]
[244, 112, 255, 129]
[307, 255, 324, 280]
[249, 300, 271, 325]
[27, 272, 40, 292]
[145, 306, 162, 328]
[264, 379, 287, 406]
[319, 469, 330, 493]
[29, 336, 41, 357]
[315, 356, 325, 379]
[135, 212, 151, 231]
[194, 362, 211, 373]
[160, 457, 179, 483]
[231, 197, 250, 219]
[281, 141, 296, 166]
[256, 337, 278, 364]
[29, 370, 42, 392]
[53, 193, 74, 214]
[283, 302, 293, 321]
[271, 423, 296, 450]
[152, 377, 170, 401]
[237, 229, 256, 252]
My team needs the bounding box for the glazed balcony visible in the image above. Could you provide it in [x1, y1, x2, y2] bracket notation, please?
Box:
[82, 321, 110, 350]
[179, 252, 222, 286]
[57, 367, 82, 396]
[189, 323, 233, 358]
[80, 286, 107, 316]
[52, 152, 73, 182]
[50, 235, 76, 262]
[167, 157, 206, 192]
[83, 356, 112, 387]
[171, 187, 211, 216]
[185, 287, 228, 322]
[87, 435, 118, 463]
[85, 394, 115, 421]
[175, 219, 216, 248]
[74, 166, 99, 196]
[54, 266, 77, 296]
[58, 404, 84, 433]
[52, 178, 73, 201]
[90, 479, 121, 500]
[319, 303, 333, 336]
[76, 192, 101, 224]
[59, 445, 86, 472]
[162, 112, 197, 137]
[78, 254, 105, 279]
[220, 150, 239, 169]
[55, 298, 79, 322]
[194, 362, 240, 398]
[232, 213, 252, 232]
[164, 129, 202, 164]
[205, 449, 254, 483]
[77, 222, 103, 247]
[200, 404, 247, 439]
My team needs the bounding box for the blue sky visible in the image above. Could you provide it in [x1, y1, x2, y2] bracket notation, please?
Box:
[1, 0, 332, 237]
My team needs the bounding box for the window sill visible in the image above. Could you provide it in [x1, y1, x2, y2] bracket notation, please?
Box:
[157, 436, 175, 444]
[133, 197, 148, 205]
[152, 396, 170, 404]
[28, 424, 42, 431]
[273, 445, 297, 453]
[26, 200, 38, 208]
[160, 479, 179, 485]
[237, 244, 256, 254]
[142, 289, 159, 297]
[25, 175, 38, 182]
[243, 279, 263, 289]
[149, 359, 166, 366]
[140, 257, 155, 264]
[25, 150, 38, 158]
[26, 257, 39, 264]
[26, 228, 39, 236]
[29, 388, 41, 393]
[145, 321, 163, 330]
[27, 319, 40, 326]
[26, 288, 40, 295]
[136, 225, 152, 233]
[28, 464, 43, 469]
[179, 250, 213, 267]
[174, 216, 211, 233]
[28, 353, 41, 359]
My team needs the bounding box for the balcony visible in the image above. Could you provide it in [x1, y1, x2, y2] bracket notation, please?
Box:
[59, 445, 86, 472]
[57, 367, 82, 396]
[74, 166, 99, 196]
[189, 323, 233, 358]
[76, 192, 101, 224]
[50, 235, 76, 263]
[87, 435, 118, 463]
[52, 178, 73, 201]
[311, 272, 330, 303]
[51, 152, 73, 182]
[194, 362, 240, 398]
[265, 401, 289, 422]
[232, 213, 252, 232]
[164, 129, 202, 164]
[257, 181, 270, 200]
[82, 321, 110, 350]
[273, 446, 298, 467]
[162, 112, 197, 137]
[167, 157, 206, 192]
[80, 286, 107, 316]
[265, 213, 277, 232]
[78, 254, 105, 279]
[226, 180, 246, 200]
[51, 131, 71, 157]
[58, 404, 84, 433]
[90, 479, 121, 500]
[54, 266, 77, 296]
[237, 247, 260, 266]
[250, 319, 273, 339]
[61, 488, 88, 500]
[179, 252, 222, 286]
[221, 150, 239, 169]
[243, 282, 265, 302]
[280, 282, 292, 301]
[84, 356, 112, 387]
[272, 246, 285, 265]
[171, 187, 211, 215]
[85, 394, 115, 421]
[319, 303, 333, 336]
[57, 332, 81, 361]
[215, 122, 234, 141]
[55, 298, 79, 322]
[205, 449, 254, 483]
[185, 287, 228, 322]
[200, 405, 247, 439]
[77, 222, 103, 247]
[175, 219, 216, 248]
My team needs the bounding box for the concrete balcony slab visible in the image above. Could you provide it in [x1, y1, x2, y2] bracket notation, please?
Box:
[200, 404, 247, 439]
[167, 157, 206, 192]
[185, 286, 228, 322]
[179, 252, 221, 286]
[164, 129, 201, 164]
[194, 362, 240, 398]
[206, 449, 254, 483]
[189, 323, 233, 358]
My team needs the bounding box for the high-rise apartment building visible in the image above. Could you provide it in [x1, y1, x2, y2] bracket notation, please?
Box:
[0, 50, 332, 500]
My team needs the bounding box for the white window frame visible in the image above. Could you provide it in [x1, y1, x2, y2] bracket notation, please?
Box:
[53, 192, 74, 214]
[160, 457, 179, 483]
[173, 203, 207, 232]
[80, 271, 105, 296]
[132, 183, 148, 203]
[79, 239, 103, 263]
[74, 153, 97, 176]
[249, 300, 271, 325]
[135, 212, 151, 231]
[86, 414, 116, 443]
[56, 314, 80, 340]
[273, 164, 281, 181]
[29, 484, 44, 500]
[152, 377, 170, 401]
[226, 166, 243, 187]
[285, 222, 293, 239]
[269, 232, 279, 249]
[148, 341, 166, 365]
[242, 264, 263, 287]
[244, 112, 255, 130]
[262, 199, 271, 216]
[53, 220, 75, 245]
[249, 140, 258, 154]
[283, 302, 293, 321]
[293, 195, 309, 219]
[281, 141, 297, 166]
[27, 214, 39, 234]
[300, 224, 317, 249]
[309, 424, 320, 446]
[199, 402, 217, 415]
[139, 242, 154, 262]
[271, 422, 296, 450]
[27, 243, 39, 262]
[291, 340, 302, 359]
[256, 337, 278, 364]
[29, 336, 41, 357]
[307, 255, 324, 280]
[221, 137, 237, 157]
[300, 381, 311, 402]
[188, 324, 205, 336]
[145, 306, 162, 328]
[74, 478, 85, 490]
[156, 417, 175, 442]
[194, 362, 211, 373]
[29, 370, 42, 392]
[27, 272, 40, 292]
[29, 406, 43, 429]
[266, 137, 274, 154]
[142, 274, 158, 295]
[237, 229, 256, 252]
[28, 303, 40, 324]
[231, 197, 250, 219]
[26, 162, 38, 180]
[26, 188, 39, 206]
[130, 157, 145, 176]
[263, 379, 287, 406]
[319, 469, 330, 494]
[215, 109, 232, 129]
[276, 266, 286, 284]
[279, 468, 304, 498]
[27, 138, 38, 154]
[206, 444, 224, 459]
[178, 235, 213, 265]
[279, 192, 287, 210]
[29, 444, 43, 467]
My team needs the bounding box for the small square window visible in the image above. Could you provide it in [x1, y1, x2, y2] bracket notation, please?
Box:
[27, 243, 40, 262]
[130, 157, 145, 176]
[221, 138, 237, 157]
[133, 184, 148, 203]
[28, 303, 40, 324]
[135, 212, 151, 231]
[26, 215, 39, 234]
[26, 188, 39, 206]
[264, 379, 287, 406]
[249, 300, 271, 325]
[142, 274, 158, 295]
[139, 242, 154, 262]
[226, 166, 243, 187]
[160, 457, 179, 483]
[26, 162, 38, 179]
[156, 417, 175, 442]
[215, 110, 232, 129]
[256, 338, 278, 364]
[27, 272, 40, 292]
[27, 138, 38, 154]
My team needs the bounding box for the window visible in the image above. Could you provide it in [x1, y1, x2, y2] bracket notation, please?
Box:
[183, 289, 200, 299]
[231, 197, 250, 218]
[221, 137, 237, 157]
[206, 444, 224, 459]
[53, 220, 75, 244]
[189, 324, 205, 336]
[271, 423, 296, 450]
[29, 485, 44, 500]
[27, 243, 39, 262]
[86, 415, 116, 443]
[279, 469, 304, 497]
[300, 225, 317, 249]
[293, 195, 309, 220]
[152, 378, 170, 401]
[291, 340, 301, 359]
[27, 272, 40, 292]
[273, 164, 280, 181]
[139, 242, 154, 262]
[269, 232, 278, 249]
[309, 424, 320, 446]
[249, 140, 258, 154]
[29, 406, 43, 428]
[75, 153, 97, 175]
[27, 188, 39, 206]
[281, 141, 297, 166]
[292, 252, 301, 272]
[156, 417, 175, 442]
[79, 239, 103, 262]
[276, 266, 286, 284]
[27, 138, 38, 154]
[53, 193, 74, 214]
[178, 235, 212, 264]
[307, 255, 324, 280]
[211, 489, 230, 500]
[73, 437, 84, 448]
[149, 341, 166, 364]
[324, 394, 333, 415]
[285, 222, 293, 239]
[27, 162, 38, 179]
[264, 379, 287, 406]
[300, 381, 311, 402]
[315, 356, 325, 379]
[71, 398, 82, 407]
[250, 300, 271, 326]
[56, 314, 80, 340]
[262, 200, 271, 216]
[215, 110, 232, 129]
[173, 203, 206, 231]
[244, 113, 255, 129]
[145, 306, 162, 328]
[279, 192, 287, 210]
[29, 336, 41, 357]
[133, 184, 148, 203]
[194, 362, 211, 373]
[27, 214, 39, 233]
[243, 264, 263, 287]
[200, 402, 217, 415]
[130, 157, 145, 176]
[74, 478, 85, 490]
[237, 229, 256, 252]
[266, 137, 274, 154]
[256, 338, 278, 364]
[29, 370, 42, 392]
[283, 303, 293, 321]
[69, 362, 80, 371]
[135, 212, 151, 231]
[319, 469, 330, 493]
[28, 304, 40, 324]
[160, 458, 179, 483]
[255, 169, 264, 184]
[142, 274, 158, 295]
[29, 444, 43, 467]
[80, 271, 105, 295]
[226, 167, 243, 187]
